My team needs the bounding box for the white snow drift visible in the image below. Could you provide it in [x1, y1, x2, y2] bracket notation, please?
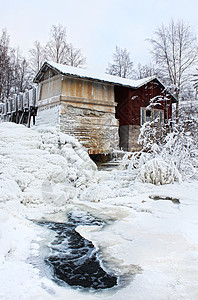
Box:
[0, 122, 198, 300]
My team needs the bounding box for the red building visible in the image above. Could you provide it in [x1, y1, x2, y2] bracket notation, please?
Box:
[115, 78, 176, 151]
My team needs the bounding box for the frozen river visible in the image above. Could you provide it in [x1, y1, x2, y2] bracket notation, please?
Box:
[37, 209, 118, 290]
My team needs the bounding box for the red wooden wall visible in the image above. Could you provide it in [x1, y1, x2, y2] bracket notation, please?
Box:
[115, 79, 173, 126]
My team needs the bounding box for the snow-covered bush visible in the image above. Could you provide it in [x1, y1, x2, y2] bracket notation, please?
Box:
[140, 158, 182, 185]
[125, 115, 198, 183]
[80, 183, 114, 202]
[162, 122, 197, 179]
[138, 120, 168, 151]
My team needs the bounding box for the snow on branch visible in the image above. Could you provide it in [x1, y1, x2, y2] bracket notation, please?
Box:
[124, 116, 198, 184]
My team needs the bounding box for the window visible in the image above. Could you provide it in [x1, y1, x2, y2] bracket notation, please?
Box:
[140, 107, 164, 125]
[146, 110, 151, 122]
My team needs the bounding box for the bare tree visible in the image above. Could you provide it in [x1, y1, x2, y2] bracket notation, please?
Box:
[17, 58, 32, 92]
[64, 43, 86, 67]
[12, 48, 32, 93]
[44, 24, 69, 64]
[29, 41, 45, 75]
[106, 46, 134, 78]
[193, 68, 198, 100]
[193, 68, 198, 87]
[135, 63, 157, 79]
[0, 29, 33, 102]
[44, 24, 86, 68]
[148, 20, 198, 117]
[0, 28, 11, 101]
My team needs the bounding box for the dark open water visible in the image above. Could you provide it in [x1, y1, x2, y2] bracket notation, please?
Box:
[37, 210, 118, 290]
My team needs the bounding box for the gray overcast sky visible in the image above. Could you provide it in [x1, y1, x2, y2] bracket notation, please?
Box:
[0, 0, 197, 73]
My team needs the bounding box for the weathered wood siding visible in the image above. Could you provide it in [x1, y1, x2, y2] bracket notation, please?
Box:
[39, 76, 62, 101]
[61, 77, 115, 111]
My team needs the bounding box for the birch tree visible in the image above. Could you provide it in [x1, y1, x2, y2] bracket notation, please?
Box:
[193, 68, 198, 100]
[11, 48, 32, 93]
[194, 68, 198, 88]
[149, 20, 198, 117]
[135, 63, 157, 79]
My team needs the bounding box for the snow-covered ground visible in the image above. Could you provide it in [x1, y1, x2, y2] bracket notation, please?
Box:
[0, 122, 198, 300]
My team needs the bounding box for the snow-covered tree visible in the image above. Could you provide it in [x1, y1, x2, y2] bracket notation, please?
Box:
[44, 24, 86, 68]
[194, 68, 198, 85]
[135, 63, 157, 79]
[0, 29, 33, 101]
[0, 29, 12, 101]
[44, 24, 69, 64]
[149, 20, 198, 118]
[64, 43, 86, 67]
[193, 68, 198, 100]
[28, 41, 45, 75]
[125, 116, 198, 183]
[11, 48, 32, 94]
[106, 46, 134, 78]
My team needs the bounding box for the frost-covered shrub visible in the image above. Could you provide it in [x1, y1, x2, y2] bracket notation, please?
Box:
[162, 117, 198, 179]
[138, 121, 168, 151]
[125, 115, 198, 183]
[139, 158, 182, 185]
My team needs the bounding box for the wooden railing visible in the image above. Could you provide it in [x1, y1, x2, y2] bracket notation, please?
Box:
[0, 87, 38, 127]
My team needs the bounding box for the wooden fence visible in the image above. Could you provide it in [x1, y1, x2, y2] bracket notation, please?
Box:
[0, 87, 38, 127]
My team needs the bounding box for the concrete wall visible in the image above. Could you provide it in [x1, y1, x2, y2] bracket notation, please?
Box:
[59, 103, 118, 154]
[119, 125, 141, 152]
[36, 104, 60, 127]
[128, 125, 142, 152]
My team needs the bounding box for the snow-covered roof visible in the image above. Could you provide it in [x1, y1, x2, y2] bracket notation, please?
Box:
[34, 61, 157, 88]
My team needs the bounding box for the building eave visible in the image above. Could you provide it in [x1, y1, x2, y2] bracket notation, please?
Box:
[33, 61, 177, 102]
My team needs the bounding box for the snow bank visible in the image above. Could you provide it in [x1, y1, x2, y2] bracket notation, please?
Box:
[0, 122, 198, 300]
[0, 122, 96, 207]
